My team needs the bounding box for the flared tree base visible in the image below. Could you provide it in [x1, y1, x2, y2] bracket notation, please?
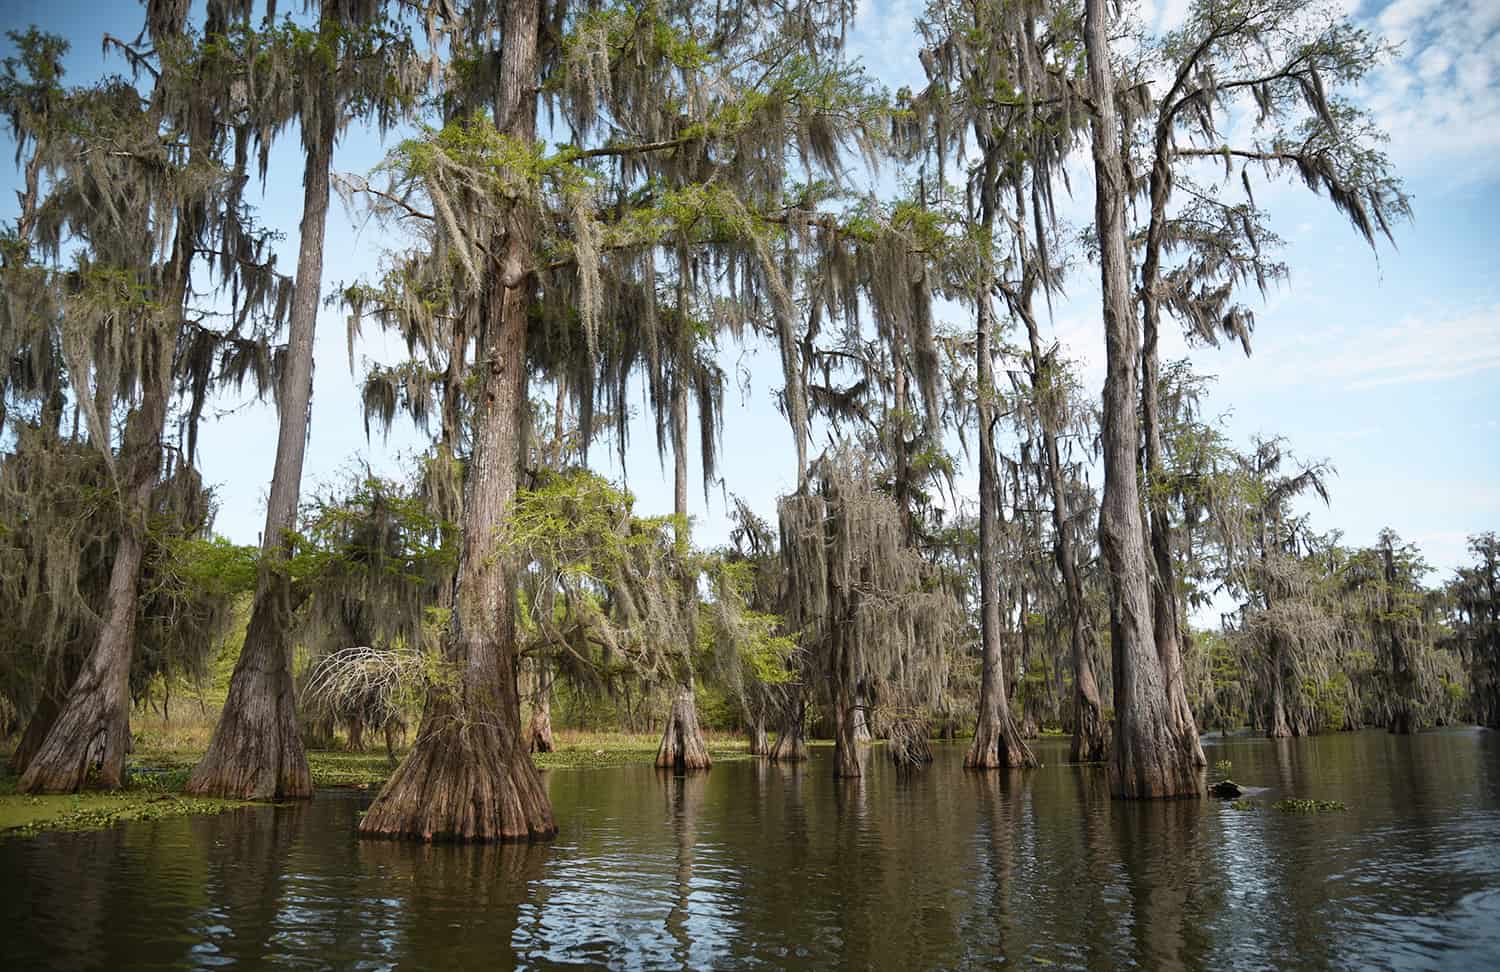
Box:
[747, 723, 769, 756]
[19, 688, 130, 794]
[189, 579, 311, 801]
[187, 665, 311, 801]
[1111, 716, 1204, 799]
[655, 688, 711, 772]
[8, 694, 61, 778]
[359, 714, 556, 843]
[1070, 700, 1110, 763]
[964, 709, 1037, 769]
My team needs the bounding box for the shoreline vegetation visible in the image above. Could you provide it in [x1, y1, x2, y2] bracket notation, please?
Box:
[2, 0, 1495, 852]
[4, 695, 1468, 837]
[0, 703, 773, 836]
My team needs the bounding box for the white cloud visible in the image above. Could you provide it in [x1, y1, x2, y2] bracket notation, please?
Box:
[1211, 302, 1500, 391]
[1362, 0, 1500, 181]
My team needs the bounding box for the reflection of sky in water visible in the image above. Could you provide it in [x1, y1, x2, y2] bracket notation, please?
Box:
[1, 729, 1497, 969]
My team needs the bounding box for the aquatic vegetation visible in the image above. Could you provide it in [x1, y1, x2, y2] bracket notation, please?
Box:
[1272, 799, 1347, 813]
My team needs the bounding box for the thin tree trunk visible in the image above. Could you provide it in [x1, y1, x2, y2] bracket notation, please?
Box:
[832, 626, 862, 777]
[747, 717, 769, 756]
[852, 681, 872, 744]
[528, 662, 555, 754]
[1385, 543, 1415, 734]
[8, 648, 80, 777]
[1138, 45, 1207, 770]
[656, 374, 710, 770]
[19, 185, 187, 793]
[188, 96, 336, 801]
[18, 481, 148, 792]
[1141, 293, 1207, 767]
[1085, 0, 1201, 799]
[965, 285, 1035, 770]
[359, 0, 554, 842]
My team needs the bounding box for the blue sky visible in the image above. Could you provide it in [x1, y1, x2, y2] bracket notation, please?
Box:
[2, 0, 1496, 594]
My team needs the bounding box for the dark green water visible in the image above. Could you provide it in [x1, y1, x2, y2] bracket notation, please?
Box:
[3, 728, 1498, 970]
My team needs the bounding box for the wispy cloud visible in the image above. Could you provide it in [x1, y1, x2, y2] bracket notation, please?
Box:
[1227, 302, 1500, 390]
[1362, 0, 1500, 181]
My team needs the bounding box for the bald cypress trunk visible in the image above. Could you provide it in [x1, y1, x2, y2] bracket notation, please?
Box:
[528, 663, 555, 754]
[187, 92, 337, 801]
[18, 479, 148, 793]
[769, 697, 808, 762]
[1385, 543, 1416, 734]
[655, 378, 711, 771]
[1084, 0, 1202, 799]
[359, 0, 554, 842]
[965, 288, 1035, 770]
[19, 186, 189, 793]
[1044, 400, 1109, 764]
[1137, 34, 1208, 773]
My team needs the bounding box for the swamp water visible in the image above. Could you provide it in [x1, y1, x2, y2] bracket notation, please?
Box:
[2, 728, 1498, 970]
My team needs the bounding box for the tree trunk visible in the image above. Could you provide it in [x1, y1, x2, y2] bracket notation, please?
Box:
[1385, 543, 1415, 734]
[528, 665, 555, 754]
[188, 102, 334, 801]
[1141, 291, 1207, 768]
[1266, 634, 1291, 738]
[965, 276, 1035, 770]
[1085, 0, 1201, 799]
[655, 681, 712, 771]
[747, 718, 769, 756]
[18, 489, 147, 793]
[383, 723, 400, 767]
[769, 697, 808, 762]
[8, 654, 76, 777]
[9, 696, 59, 777]
[359, 0, 554, 842]
[348, 714, 366, 752]
[832, 628, 862, 777]
[852, 681, 872, 744]
[19, 263, 179, 796]
[656, 377, 711, 770]
[1138, 41, 1207, 773]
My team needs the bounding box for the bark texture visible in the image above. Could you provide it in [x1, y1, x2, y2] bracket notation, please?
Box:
[359, 0, 554, 842]
[528, 691, 555, 754]
[747, 720, 769, 756]
[188, 98, 335, 801]
[964, 288, 1035, 771]
[1023, 302, 1109, 763]
[187, 576, 313, 799]
[832, 630, 863, 777]
[769, 699, 808, 762]
[655, 684, 712, 771]
[18, 499, 145, 792]
[1085, 0, 1202, 799]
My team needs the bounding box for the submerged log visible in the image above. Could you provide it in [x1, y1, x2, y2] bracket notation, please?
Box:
[1210, 779, 1243, 799]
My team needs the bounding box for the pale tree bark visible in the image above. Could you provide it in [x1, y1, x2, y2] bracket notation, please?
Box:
[655, 375, 711, 771]
[1084, 0, 1202, 799]
[1140, 166, 1207, 768]
[1019, 312, 1108, 762]
[187, 95, 338, 801]
[965, 284, 1036, 770]
[527, 661, 555, 754]
[358, 0, 555, 841]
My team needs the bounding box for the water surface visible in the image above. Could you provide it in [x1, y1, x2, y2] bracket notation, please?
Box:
[3, 728, 1498, 969]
